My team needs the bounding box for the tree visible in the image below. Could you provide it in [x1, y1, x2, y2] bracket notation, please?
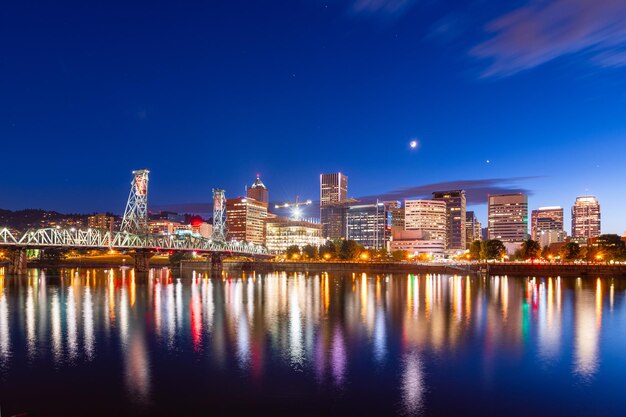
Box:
[469, 240, 481, 260]
[559, 242, 580, 260]
[391, 250, 409, 261]
[596, 234, 626, 261]
[286, 245, 301, 259]
[481, 239, 506, 260]
[339, 240, 361, 260]
[302, 244, 319, 260]
[541, 245, 553, 260]
[319, 240, 338, 260]
[520, 239, 541, 260]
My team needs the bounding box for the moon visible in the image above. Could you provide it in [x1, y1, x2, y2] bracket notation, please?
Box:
[409, 140, 418, 149]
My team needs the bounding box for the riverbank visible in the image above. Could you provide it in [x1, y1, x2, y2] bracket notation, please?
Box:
[182, 260, 475, 275]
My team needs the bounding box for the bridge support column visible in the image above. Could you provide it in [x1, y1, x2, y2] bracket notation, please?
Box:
[7, 247, 28, 275]
[210, 253, 225, 272]
[133, 249, 153, 273]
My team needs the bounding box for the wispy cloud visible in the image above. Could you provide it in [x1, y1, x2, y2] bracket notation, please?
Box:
[358, 177, 538, 205]
[471, 0, 626, 77]
[349, 0, 417, 16]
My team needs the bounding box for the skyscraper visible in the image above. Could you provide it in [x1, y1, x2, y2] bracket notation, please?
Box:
[320, 173, 347, 206]
[465, 211, 481, 248]
[226, 197, 268, 245]
[531, 206, 565, 245]
[488, 194, 528, 243]
[432, 190, 466, 250]
[246, 175, 269, 205]
[571, 196, 601, 239]
[320, 172, 349, 239]
[346, 202, 388, 250]
[404, 200, 447, 243]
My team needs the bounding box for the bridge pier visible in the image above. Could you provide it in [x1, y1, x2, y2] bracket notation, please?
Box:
[7, 247, 28, 275]
[210, 253, 225, 272]
[133, 249, 154, 272]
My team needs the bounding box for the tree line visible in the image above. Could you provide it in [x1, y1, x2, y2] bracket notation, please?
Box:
[468, 234, 626, 262]
[284, 240, 410, 262]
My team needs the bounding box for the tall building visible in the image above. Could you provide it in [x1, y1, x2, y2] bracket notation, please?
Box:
[389, 204, 405, 232]
[346, 202, 388, 250]
[488, 194, 528, 242]
[320, 172, 349, 239]
[432, 190, 466, 250]
[404, 200, 447, 243]
[320, 173, 348, 206]
[226, 197, 268, 245]
[571, 196, 601, 239]
[265, 217, 323, 254]
[465, 211, 482, 247]
[87, 213, 114, 231]
[531, 206, 565, 245]
[246, 175, 269, 205]
[320, 203, 349, 240]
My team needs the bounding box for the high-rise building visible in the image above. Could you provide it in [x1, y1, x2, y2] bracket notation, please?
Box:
[346, 202, 388, 250]
[389, 204, 405, 232]
[432, 190, 466, 250]
[226, 197, 268, 245]
[87, 213, 115, 231]
[571, 196, 601, 239]
[320, 172, 349, 239]
[531, 206, 565, 245]
[488, 194, 528, 243]
[246, 175, 269, 205]
[320, 173, 348, 206]
[465, 211, 482, 247]
[320, 203, 349, 240]
[265, 217, 323, 254]
[404, 200, 447, 243]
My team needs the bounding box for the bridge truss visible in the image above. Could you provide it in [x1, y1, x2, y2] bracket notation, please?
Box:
[0, 227, 268, 255]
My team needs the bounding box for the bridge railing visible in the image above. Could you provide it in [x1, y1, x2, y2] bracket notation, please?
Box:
[0, 226, 268, 255]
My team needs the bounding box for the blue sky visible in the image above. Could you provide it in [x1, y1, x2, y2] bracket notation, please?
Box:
[1, 0, 625, 233]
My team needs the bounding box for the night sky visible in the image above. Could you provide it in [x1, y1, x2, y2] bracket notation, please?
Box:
[1, 0, 625, 233]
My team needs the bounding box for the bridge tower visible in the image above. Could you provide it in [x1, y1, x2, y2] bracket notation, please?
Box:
[212, 188, 227, 241]
[121, 169, 150, 235]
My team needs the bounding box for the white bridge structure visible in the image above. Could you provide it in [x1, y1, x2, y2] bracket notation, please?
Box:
[0, 227, 266, 254]
[0, 169, 270, 274]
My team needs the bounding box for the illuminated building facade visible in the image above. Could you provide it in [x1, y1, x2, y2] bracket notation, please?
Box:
[87, 213, 114, 231]
[432, 190, 466, 250]
[265, 217, 323, 253]
[404, 199, 447, 244]
[488, 194, 528, 243]
[226, 197, 268, 245]
[465, 211, 481, 247]
[346, 202, 389, 250]
[320, 172, 349, 239]
[571, 196, 601, 239]
[531, 206, 565, 244]
[246, 175, 269, 204]
[390, 230, 445, 257]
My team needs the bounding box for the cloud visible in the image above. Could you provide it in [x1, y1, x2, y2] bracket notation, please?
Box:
[357, 177, 538, 205]
[471, 0, 626, 77]
[349, 0, 417, 16]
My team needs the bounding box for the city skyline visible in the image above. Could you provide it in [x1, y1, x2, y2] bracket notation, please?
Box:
[1, 0, 625, 233]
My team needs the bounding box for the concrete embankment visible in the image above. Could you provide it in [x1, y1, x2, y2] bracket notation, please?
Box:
[478, 263, 626, 277]
[181, 260, 475, 275]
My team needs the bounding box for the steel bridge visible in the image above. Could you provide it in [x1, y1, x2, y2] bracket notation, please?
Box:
[0, 227, 269, 274]
[0, 168, 271, 274]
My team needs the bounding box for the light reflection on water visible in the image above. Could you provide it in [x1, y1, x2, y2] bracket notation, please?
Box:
[0, 269, 624, 416]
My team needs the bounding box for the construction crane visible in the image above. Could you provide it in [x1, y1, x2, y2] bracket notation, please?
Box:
[274, 196, 313, 220]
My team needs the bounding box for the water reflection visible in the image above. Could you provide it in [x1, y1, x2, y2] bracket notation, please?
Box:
[0, 270, 623, 416]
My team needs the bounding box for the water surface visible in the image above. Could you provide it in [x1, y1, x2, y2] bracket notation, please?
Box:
[0, 268, 625, 416]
